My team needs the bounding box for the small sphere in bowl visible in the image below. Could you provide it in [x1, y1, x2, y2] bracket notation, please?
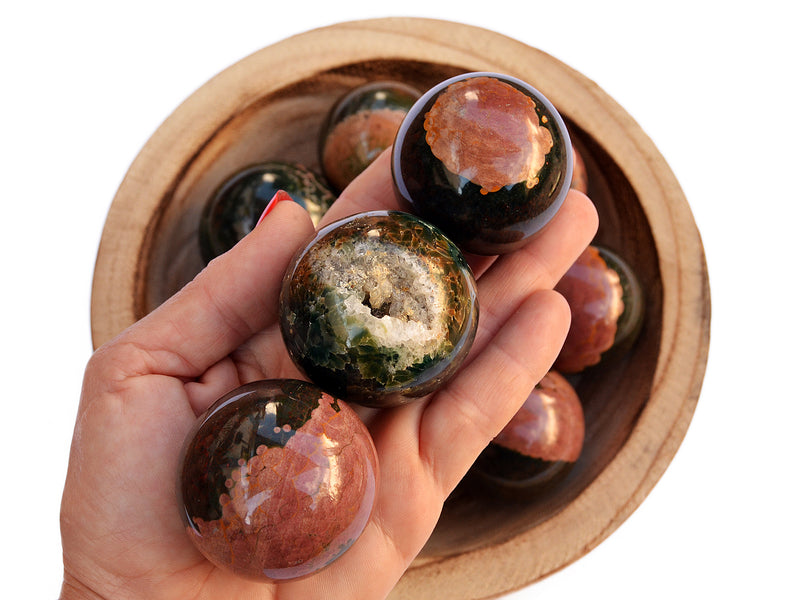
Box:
[554, 244, 645, 373]
[179, 379, 378, 582]
[199, 162, 336, 264]
[471, 371, 584, 497]
[320, 80, 421, 192]
[279, 210, 479, 408]
[570, 143, 589, 194]
[392, 72, 572, 255]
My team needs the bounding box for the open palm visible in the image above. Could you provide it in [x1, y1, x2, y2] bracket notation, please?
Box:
[60, 151, 597, 600]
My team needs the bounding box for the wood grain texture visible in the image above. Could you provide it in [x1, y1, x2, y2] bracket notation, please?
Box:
[90, 17, 710, 599]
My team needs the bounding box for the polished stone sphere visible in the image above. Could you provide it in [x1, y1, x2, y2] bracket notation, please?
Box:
[471, 370, 584, 498]
[320, 80, 421, 193]
[199, 162, 336, 264]
[554, 245, 644, 373]
[570, 143, 589, 194]
[179, 379, 378, 581]
[392, 72, 572, 255]
[279, 210, 479, 408]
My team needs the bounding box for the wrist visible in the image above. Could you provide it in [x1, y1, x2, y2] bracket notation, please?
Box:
[59, 571, 107, 600]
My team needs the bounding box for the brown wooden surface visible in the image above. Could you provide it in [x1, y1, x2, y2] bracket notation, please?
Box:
[90, 17, 710, 599]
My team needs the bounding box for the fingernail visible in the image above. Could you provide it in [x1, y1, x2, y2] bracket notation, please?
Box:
[256, 190, 294, 226]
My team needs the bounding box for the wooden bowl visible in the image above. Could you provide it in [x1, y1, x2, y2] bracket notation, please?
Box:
[90, 17, 710, 599]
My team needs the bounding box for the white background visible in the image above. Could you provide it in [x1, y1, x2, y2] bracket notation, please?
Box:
[2, 1, 798, 598]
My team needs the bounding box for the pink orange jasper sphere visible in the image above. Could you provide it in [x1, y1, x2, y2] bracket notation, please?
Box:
[179, 379, 378, 581]
[554, 245, 644, 373]
[493, 371, 584, 463]
[471, 371, 584, 497]
[570, 144, 589, 194]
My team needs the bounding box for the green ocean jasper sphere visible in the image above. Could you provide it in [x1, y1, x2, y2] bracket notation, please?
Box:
[199, 162, 336, 264]
[279, 210, 479, 408]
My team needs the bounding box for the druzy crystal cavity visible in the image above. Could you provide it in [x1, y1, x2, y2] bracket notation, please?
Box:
[279, 210, 479, 407]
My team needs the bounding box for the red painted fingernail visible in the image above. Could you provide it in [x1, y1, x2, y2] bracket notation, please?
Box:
[256, 190, 294, 226]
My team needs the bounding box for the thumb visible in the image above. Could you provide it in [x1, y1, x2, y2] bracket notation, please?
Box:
[100, 193, 315, 380]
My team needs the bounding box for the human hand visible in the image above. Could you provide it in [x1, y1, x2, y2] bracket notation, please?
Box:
[60, 149, 598, 599]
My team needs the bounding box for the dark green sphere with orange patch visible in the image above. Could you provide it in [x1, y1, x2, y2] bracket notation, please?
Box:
[392, 72, 572, 255]
[319, 80, 421, 193]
